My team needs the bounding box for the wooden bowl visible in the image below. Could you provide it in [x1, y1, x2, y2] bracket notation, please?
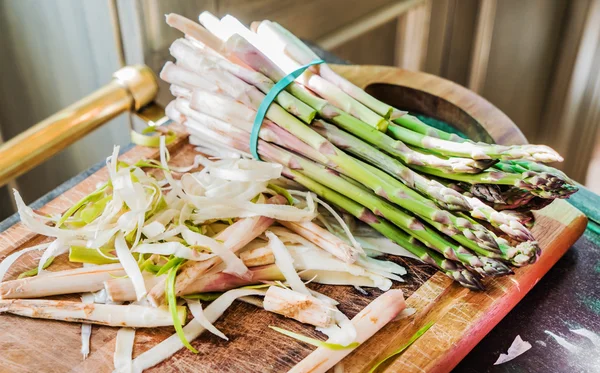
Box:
[330, 64, 528, 145]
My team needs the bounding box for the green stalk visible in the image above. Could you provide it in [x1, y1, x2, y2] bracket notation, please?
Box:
[393, 114, 465, 141]
[17, 257, 55, 279]
[357, 160, 502, 254]
[495, 160, 575, 185]
[387, 123, 563, 163]
[410, 164, 578, 199]
[225, 35, 388, 131]
[203, 118, 496, 274]
[265, 147, 488, 270]
[493, 161, 529, 174]
[282, 168, 484, 290]
[312, 120, 470, 211]
[69, 246, 119, 265]
[264, 21, 400, 119]
[316, 111, 490, 173]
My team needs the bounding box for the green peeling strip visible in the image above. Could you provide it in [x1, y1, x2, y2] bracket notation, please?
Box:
[369, 321, 435, 373]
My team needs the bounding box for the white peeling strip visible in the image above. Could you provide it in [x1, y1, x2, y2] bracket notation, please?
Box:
[314, 195, 363, 255]
[133, 242, 215, 261]
[115, 232, 147, 301]
[317, 310, 357, 347]
[494, 335, 532, 365]
[181, 228, 248, 277]
[393, 307, 416, 322]
[114, 328, 136, 373]
[570, 328, 600, 347]
[0, 242, 50, 281]
[355, 236, 419, 261]
[37, 238, 67, 275]
[266, 231, 309, 295]
[187, 300, 228, 340]
[353, 286, 368, 295]
[141, 221, 166, 239]
[131, 289, 263, 372]
[93, 289, 110, 304]
[80, 293, 95, 359]
[544, 331, 582, 354]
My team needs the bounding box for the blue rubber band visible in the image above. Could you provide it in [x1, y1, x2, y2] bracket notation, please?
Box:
[250, 59, 325, 160]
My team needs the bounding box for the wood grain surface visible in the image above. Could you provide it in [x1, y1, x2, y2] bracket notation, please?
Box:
[0, 66, 587, 373]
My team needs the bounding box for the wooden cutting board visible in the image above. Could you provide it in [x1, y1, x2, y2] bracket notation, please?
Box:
[0, 65, 587, 373]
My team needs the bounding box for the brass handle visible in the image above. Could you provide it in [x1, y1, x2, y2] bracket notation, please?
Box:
[0, 65, 158, 187]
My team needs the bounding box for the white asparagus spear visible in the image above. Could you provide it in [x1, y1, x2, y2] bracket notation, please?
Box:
[105, 264, 284, 303]
[165, 13, 225, 55]
[298, 270, 386, 288]
[0, 263, 125, 299]
[279, 220, 358, 263]
[288, 289, 406, 373]
[0, 300, 186, 328]
[160, 61, 219, 93]
[254, 20, 404, 119]
[169, 38, 316, 124]
[106, 264, 387, 303]
[1, 246, 274, 300]
[263, 286, 334, 328]
[104, 273, 164, 302]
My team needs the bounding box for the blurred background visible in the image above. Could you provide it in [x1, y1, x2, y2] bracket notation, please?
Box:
[0, 0, 599, 221]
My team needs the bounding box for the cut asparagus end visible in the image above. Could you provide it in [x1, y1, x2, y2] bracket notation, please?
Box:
[239, 245, 276, 267]
[288, 289, 405, 373]
[0, 299, 185, 328]
[0, 263, 125, 299]
[263, 286, 335, 327]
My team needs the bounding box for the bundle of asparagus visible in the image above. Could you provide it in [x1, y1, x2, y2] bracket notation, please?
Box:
[161, 12, 578, 291]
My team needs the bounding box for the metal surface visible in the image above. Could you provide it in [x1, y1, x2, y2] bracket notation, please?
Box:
[0, 65, 158, 187]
